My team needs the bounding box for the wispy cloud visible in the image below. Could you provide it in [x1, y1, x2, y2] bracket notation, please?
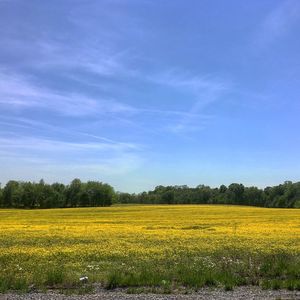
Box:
[0, 115, 140, 150]
[0, 3, 132, 79]
[0, 2, 230, 134]
[152, 70, 227, 93]
[0, 134, 143, 183]
[0, 137, 137, 153]
[148, 70, 230, 133]
[34, 40, 134, 77]
[254, 0, 300, 49]
[0, 69, 225, 133]
[0, 153, 142, 183]
[0, 70, 135, 116]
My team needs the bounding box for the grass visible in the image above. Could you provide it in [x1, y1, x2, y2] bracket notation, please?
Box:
[0, 205, 299, 292]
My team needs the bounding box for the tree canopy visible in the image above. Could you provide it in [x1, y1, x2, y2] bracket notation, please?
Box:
[0, 179, 299, 209]
[0, 179, 114, 209]
[116, 181, 300, 208]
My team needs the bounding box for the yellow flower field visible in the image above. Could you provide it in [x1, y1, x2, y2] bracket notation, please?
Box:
[0, 205, 299, 291]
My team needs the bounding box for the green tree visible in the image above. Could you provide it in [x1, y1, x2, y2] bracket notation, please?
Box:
[21, 182, 37, 208]
[244, 187, 263, 206]
[86, 181, 114, 206]
[67, 178, 82, 207]
[2, 181, 20, 207]
[0, 183, 3, 207]
[227, 183, 245, 204]
[161, 191, 174, 204]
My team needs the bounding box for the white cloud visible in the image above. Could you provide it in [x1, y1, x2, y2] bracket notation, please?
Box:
[0, 69, 224, 131]
[254, 0, 300, 49]
[0, 154, 143, 185]
[34, 40, 131, 77]
[0, 136, 138, 153]
[151, 70, 227, 93]
[0, 71, 135, 116]
[147, 70, 230, 133]
[0, 135, 143, 184]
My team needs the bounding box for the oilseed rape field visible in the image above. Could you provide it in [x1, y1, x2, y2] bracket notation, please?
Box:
[0, 205, 299, 292]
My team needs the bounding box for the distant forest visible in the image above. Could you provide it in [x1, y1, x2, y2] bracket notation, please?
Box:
[0, 179, 299, 209]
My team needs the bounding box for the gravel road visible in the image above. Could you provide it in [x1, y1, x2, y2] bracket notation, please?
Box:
[1, 287, 300, 300]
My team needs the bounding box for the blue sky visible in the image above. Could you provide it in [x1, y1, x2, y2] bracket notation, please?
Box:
[0, 0, 300, 192]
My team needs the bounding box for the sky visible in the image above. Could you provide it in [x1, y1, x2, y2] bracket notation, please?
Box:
[0, 0, 300, 192]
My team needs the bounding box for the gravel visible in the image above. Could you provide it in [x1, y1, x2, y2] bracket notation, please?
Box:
[1, 287, 300, 300]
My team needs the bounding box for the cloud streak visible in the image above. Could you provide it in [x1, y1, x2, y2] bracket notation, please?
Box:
[148, 70, 230, 133]
[254, 0, 300, 49]
[0, 136, 137, 153]
[34, 40, 133, 77]
[0, 134, 143, 184]
[0, 70, 135, 116]
[0, 69, 223, 132]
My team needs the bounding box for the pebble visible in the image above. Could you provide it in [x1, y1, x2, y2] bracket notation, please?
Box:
[1, 286, 300, 300]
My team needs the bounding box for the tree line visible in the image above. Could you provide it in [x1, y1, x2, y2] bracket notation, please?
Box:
[117, 181, 300, 208]
[0, 179, 299, 209]
[0, 179, 114, 208]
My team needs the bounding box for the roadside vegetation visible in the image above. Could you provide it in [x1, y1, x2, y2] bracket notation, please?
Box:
[0, 205, 299, 293]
